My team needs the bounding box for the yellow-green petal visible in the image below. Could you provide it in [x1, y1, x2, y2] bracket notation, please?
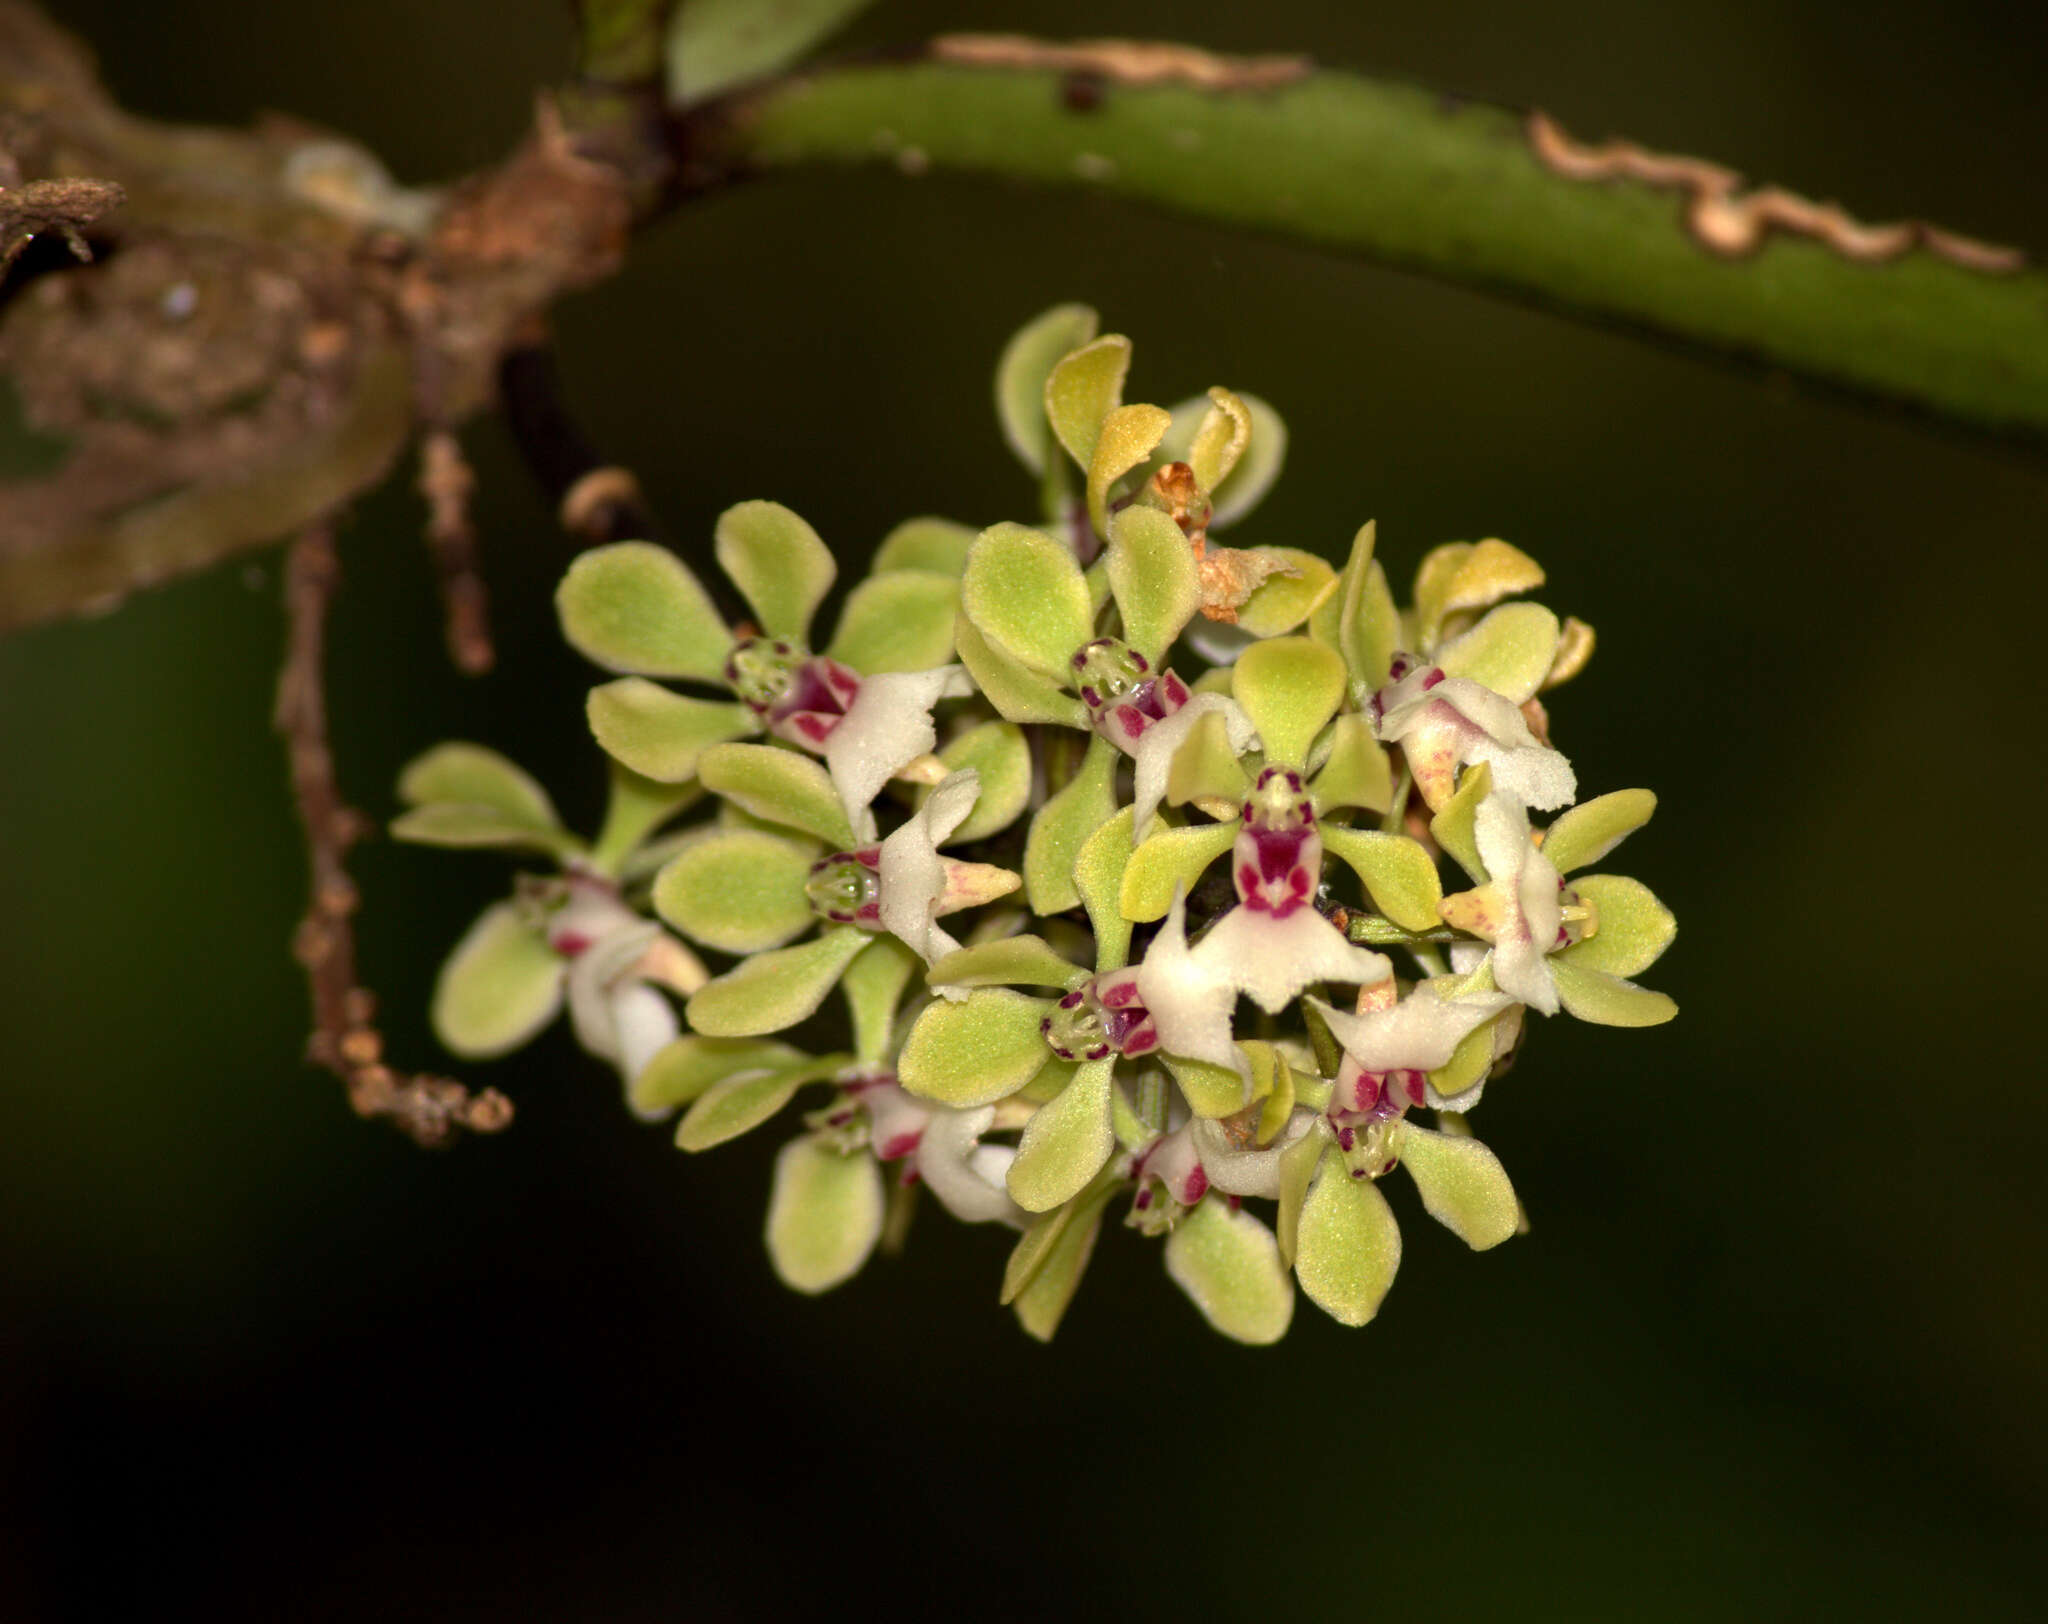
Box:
[996, 303, 1099, 474]
[1393, 1121, 1519, 1249]
[557, 540, 733, 682]
[872, 516, 976, 576]
[1087, 402, 1171, 540]
[1320, 825, 1445, 932]
[1562, 874, 1676, 979]
[714, 499, 835, 642]
[1550, 958, 1678, 1027]
[1542, 788, 1658, 875]
[1007, 1057, 1116, 1212]
[825, 569, 959, 673]
[932, 720, 1030, 842]
[1073, 807, 1136, 971]
[698, 742, 854, 848]
[1438, 601, 1560, 703]
[1120, 822, 1238, 922]
[898, 988, 1057, 1108]
[1294, 1159, 1402, 1327]
[961, 522, 1093, 676]
[629, 1034, 804, 1118]
[1044, 333, 1131, 469]
[684, 927, 869, 1036]
[586, 678, 753, 784]
[1165, 1196, 1294, 1345]
[1235, 547, 1338, 637]
[430, 902, 564, 1060]
[652, 827, 816, 953]
[1107, 505, 1198, 664]
[1310, 714, 1393, 816]
[1233, 635, 1346, 768]
[1024, 735, 1118, 915]
[1012, 1179, 1116, 1341]
[954, 615, 1089, 727]
[765, 1135, 884, 1295]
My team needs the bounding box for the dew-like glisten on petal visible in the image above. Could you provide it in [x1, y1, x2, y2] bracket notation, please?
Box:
[1392, 1122, 1520, 1250]
[960, 523, 1094, 677]
[585, 679, 754, 785]
[683, 927, 870, 1037]
[764, 1134, 885, 1295]
[898, 988, 1058, 1108]
[1540, 788, 1658, 876]
[824, 569, 959, 673]
[1043, 333, 1131, 470]
[1107, 505, 1199, 664]
[714, 499, 835, 642]
[1006, 1058, 1117, 1213]
[996, 303, 1100, 474]
[651, 827, 816, 953]
[557, 541, 734, 682]
[1164, 1196, 1295, 1345]
[430, 902, 565, 1060]
[1294, 1156, 1403, 1327]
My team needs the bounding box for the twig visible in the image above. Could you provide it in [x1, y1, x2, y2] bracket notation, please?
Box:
[417, 429, 494, 674]
[498, 337, 663, 546]
[275, 520, 513, 1147]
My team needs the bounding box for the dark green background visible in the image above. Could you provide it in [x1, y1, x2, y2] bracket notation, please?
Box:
[4, 2, 2044, 1617]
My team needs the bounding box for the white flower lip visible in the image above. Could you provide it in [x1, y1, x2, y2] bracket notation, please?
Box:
[823, 664, 975, 834]
[1376, 665, 1576, 812]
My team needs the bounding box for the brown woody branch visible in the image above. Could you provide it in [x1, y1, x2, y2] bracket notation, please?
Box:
[275, 520, 512, 1147]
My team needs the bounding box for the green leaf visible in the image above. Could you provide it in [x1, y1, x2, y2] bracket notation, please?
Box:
[1012, 1180, 1116, 1341]
[1164, 1197, 1295, 1345]
[667, 0, 877, 104]
[1541, 788, 1658, 875]
[557, 540, 733, 682]
[676, 1057, 830, 1150]
[953, 615, 1089, 728]
[1310, 715, 1393, 815]
[697, 742, 854, 848]
[684, 927, 869, 1036]
[1233, 636, 1346, 768]
[430, 903, 564, 1060]
[1393, 1122, 1520, 1250]
[585, 678, 753, 784]
[764, 1134, 884, 1294]
[1438, 601, 1560, 703]
[898, 988, 1057, 1107]
[927, 935, 1084, 990]
[960, 522, 1092, 676]
[839, 934, 921, 1065]
[1044, 333, 1131, 470]
[1023, 735, 1119, 915]
[1106, 505, 1198, 663]
[1119, 822, 1237, 922]
[1087, 402, 1171, 539]
[1549, 957, 1678, 1027]
[1294, 1160, 1402, 1327]
[1164, 1053, 1247, 1120]
[1561, 874, 1676, 979]
[629, 1034, 803, 1117]
[714, 499, 834, 642]
[872, 516, 976, 576]
[1320, 825, 1444, 932]
[1235, 547, 1339, 637]
[932, 721, 1030, 842]
[1007, 1058, 1116, 1212]
[825, 569, 959, 673]
[996, 303, 1100, 474]
[389, 803, 584, 860]
[1073, 807, 1136, 971]
[398, 742, 561, 829]
[651, 827, 816, 952]
[1429, 760, 1495, 882]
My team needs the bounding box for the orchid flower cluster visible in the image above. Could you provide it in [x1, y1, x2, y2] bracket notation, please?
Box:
[393, 304, 1676, 1343]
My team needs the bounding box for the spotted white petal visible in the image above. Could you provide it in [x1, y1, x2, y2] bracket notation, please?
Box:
[1192, 905, 1392, 1015]
[823, 664, 974, 832]
[919, 1104, 1028, 1226]
[1131, 890, 1244, 1072]
[1475, 793, 1564, 1014]
[1191, 1113, 1314, 1199]
[1131, 693, 1259, 840]
[878, 768, 986, 990]
[1309, 982, 1513, 1075]
[1377, 668, 1575, 812]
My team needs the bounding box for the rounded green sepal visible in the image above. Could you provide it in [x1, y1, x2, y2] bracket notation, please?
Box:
[430, 902, 564, 1060]
[697, 742, 855, 848]
[1392, 1121, 1519, 1249]
[1293, 1153, 1403, 1327]
[954, 616, 1089, 727]
[1044, 333, 1131, 469]
[1549, 957, 1678, 1027]
[1164, 1053, 1248, 1119]
[1310, 714, 1393, 815]
[629, 1034, 805, 1118]
[1541, 789, 1657, 875]
[557, 540, 734, 681]
[684, 927, 870, 1036]
[1120, 822, 1237, 922]
[1087, 402, 1171, 540]
[825, 569, 959, 673]
[1561, 874, 1675, 978]
[1165, 708, 1253, 810]
[764, 1134, 885, 1295]
[1023, 736, 1119, 915]
[1011, 1181, 1116, 1341]
[932, 721, 1030, 843]
[838, 934, 920, 1066]
[651, 827, 816, 953]
[1107, 506, 1198, 664]
[1007, 1057, 1116, 1213]
[714, 500, 835, 642]
[1439, 601, 1561, 703]
[392, 742, 583, 858]
[676, 1055, 838, 1151]
[899, 988, 1057, 1107]
[1072, 806, 1136, 971]
[1164, 1196, 1295, 1345]
[873, 516, 976, 576]
[1429, 760, 1495, 882]
[585, 678, 753, 785]
[996, 303, 1100, 474]
[1233, 636, 1346, 768]
[1235, 547, 1339, 637]
[927, 935, 1085, 990]
[961, 523, 1093, 677]
[1414, 538, 1545, 648]
[1320, 825, 1445, 932]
